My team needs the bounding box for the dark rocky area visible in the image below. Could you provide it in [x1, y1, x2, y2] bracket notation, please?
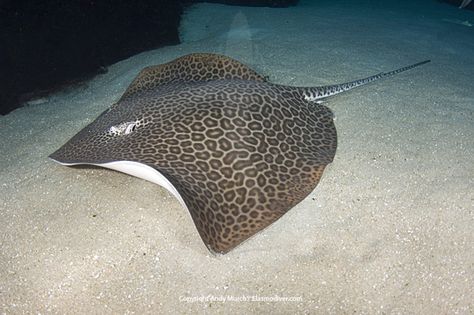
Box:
[196, 0, 298, 7]
[441, 0, 474, 8]
[0, 0, 298, 115]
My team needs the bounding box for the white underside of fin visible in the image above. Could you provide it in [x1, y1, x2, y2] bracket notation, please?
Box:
[51, 159, 188, 211]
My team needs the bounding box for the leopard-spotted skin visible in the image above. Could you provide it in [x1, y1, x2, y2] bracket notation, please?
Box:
[120, 53, 267, 101]
[51, 77, 336, 253]
[50, 53, 428, 253]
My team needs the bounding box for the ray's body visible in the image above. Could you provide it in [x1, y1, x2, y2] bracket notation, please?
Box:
[50, 53, 430, 253]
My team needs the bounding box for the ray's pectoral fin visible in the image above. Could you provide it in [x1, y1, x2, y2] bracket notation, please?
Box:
[120, 53, 267, 100]
[173, 164, 329, 254]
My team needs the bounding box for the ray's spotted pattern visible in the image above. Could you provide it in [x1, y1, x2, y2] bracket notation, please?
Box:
[50, 53, 430, 254]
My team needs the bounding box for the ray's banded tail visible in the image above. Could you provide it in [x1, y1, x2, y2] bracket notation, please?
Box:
[302, 59, 430, 101]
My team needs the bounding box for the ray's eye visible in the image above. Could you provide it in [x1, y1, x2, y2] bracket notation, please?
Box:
[107, 120, 141, 136]
[124, 122, 136, 134]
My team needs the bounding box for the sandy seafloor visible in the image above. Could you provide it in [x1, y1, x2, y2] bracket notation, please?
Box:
[1, 0, 473, 313]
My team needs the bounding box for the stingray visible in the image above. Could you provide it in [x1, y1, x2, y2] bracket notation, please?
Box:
[49, 53, 430, 254]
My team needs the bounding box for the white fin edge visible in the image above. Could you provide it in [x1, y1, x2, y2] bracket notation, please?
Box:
[50, 159, 188, 211]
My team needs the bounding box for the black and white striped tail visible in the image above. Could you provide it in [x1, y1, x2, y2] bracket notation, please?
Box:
[302, 60, 430, 101]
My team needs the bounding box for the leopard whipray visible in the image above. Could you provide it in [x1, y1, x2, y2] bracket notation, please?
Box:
[50, 53, 429, 254]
